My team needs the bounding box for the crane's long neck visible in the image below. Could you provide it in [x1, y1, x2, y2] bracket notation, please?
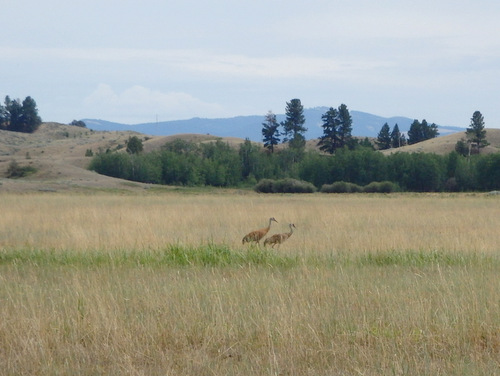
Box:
[288, 224, 294, 235]
[267, 218, 273, 230]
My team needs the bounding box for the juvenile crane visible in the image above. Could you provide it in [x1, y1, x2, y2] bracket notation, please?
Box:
[242, 217, 278, 245]
[264, 223, 296, 248]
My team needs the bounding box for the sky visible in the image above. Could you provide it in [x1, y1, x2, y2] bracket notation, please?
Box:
[2, 0, 500, 129]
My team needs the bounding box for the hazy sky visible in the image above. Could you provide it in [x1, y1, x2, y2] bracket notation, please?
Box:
[2, 0, 500, 128]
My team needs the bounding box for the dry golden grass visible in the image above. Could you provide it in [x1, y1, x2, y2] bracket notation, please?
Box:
[0, 191, 499, 254]
[1, 192, 500, 375]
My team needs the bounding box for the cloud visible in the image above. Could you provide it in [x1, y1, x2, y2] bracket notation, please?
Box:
[83, 84, 226, 123]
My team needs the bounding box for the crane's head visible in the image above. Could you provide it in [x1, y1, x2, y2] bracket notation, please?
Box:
[270, 217, 278, 223]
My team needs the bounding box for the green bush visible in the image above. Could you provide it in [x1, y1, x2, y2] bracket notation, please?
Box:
[254, 178, 317, 193]
[320, 181, 362, 193]
[363, 181, 399, 193]
[6, 160, 37, 178]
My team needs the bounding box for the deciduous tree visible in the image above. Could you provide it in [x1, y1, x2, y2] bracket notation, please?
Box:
[126, 136, 144, 154]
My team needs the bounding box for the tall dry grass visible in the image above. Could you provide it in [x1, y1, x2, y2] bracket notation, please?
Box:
[1, 191, 500, 375]
[0, 192, 499, 254]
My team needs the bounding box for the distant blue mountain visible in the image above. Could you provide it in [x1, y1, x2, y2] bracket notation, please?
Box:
[83, 108, 464, 142]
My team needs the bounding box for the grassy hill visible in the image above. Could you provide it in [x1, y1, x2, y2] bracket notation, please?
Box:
[1, 123, 500, 192]
[381, 129, 500, 156]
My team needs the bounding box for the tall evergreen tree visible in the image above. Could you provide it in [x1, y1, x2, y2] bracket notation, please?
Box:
[390, 123, 403, 148]
[3, 95, 41, 133]
[421, 119, 439, 140]
[20, 96, 42, 133]
[466, 110, 488, 153]
[337, 103, 353, 148]
[261, 111, 280, 153]
[281, 98, 307, 150]
[408, 119, 439, 145]
[318, 107, 340, 154]
[407, 119, 422, 145]
[376, 122, 392, 150]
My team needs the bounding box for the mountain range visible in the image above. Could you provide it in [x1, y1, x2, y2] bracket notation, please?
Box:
[83, 107, 465, 142]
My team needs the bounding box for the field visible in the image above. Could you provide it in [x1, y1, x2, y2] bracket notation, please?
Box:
[1, 191, 500, 375]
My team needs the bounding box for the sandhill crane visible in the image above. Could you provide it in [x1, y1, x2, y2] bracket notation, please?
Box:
[264, 223, 296, 248]
[242, 217, 278, 245]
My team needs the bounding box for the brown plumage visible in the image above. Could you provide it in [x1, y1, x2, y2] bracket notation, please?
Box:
[242, 217, 278, 245]
[264, 223, 296, 248]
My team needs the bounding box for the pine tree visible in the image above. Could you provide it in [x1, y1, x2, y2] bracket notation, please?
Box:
[466, 110, 488, 153]
[407, 120, 422, 145]
[261, 111, 280, 153]
[281, 99, 307, 150]
[376, 122, 392, 150]
[422, 119, 439, 140]
[337, 104, 353, 148]
[318, 104, 353, 153]
[408, 119, 439, 145]
[3, 95, 41, 133]
[20, 96, 42, 133]
[318, 107, 340, 154]
[390, 123, 402, 148]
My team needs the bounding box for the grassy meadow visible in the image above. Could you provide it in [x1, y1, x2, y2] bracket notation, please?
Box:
[1, 191, 499, 375]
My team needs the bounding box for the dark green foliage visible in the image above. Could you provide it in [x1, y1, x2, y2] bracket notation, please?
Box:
[387, 152, 445, 192]
[88, 134, 500, 192]
[362, 181, 399, 193]
[0, 96, 42, 133]
[89, 152, 133, 180]
[318, 104, 353, 154]
[390, 123, 405, 148]
[281, 98, 307, 150]
[466, 110, 488, 153]
[126, 136, 144, 154]
[261, 111, 280, 153]
[376, 122, 392, 150]
[455, 138, 469, 157]
[254, 178, 317, 193]
[407, 119, 439, 145]
[70, 120, 87, 127]
[476, 153, 500, 190]
[6, 160, 37, 178]
[320, 181, 362, 193]
[318, 107, 340, 154]
[337, 104, 353, 148]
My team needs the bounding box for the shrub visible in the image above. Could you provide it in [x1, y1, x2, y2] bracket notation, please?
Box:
[254, 179, 275, 193]
[320, 181, 362, 193]
[363, 181, 398, 193]
[254, 178, 317, 193]
[6, 160, 37, 178]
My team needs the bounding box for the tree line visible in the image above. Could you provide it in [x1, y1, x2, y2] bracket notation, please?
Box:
[0, 96, 42, 133]
[89, 101, 497, 192]
[89, 134, 500, 192]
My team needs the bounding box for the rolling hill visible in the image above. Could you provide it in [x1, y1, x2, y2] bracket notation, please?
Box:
[1, 122, 499, 193]
[83, 108, 465, 142]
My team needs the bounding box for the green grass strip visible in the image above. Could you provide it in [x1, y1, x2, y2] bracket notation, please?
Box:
[0, 246, 497, 268]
